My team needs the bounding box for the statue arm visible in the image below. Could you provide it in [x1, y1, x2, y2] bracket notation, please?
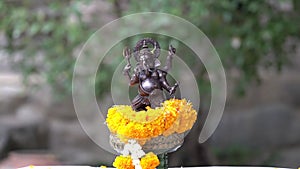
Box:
[163, 45, 176, 72]
[129, 72, 139, 86]
[123, 64, 131, 81]
[123, 47, 132, 81]
[158, 70, 178, 95]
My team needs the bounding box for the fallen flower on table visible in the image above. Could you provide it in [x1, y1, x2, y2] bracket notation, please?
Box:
[113, 155, 134, 169]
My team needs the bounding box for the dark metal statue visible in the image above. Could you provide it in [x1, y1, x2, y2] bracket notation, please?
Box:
[123, 38, 178, 111]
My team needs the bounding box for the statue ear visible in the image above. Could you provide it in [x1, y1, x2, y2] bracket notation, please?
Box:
[154, 59, 161, 67]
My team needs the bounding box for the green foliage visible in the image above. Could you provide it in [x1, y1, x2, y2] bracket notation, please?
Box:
[0, 0, 299, 97]
[0, 0, 92, 95]
[124, 0, 300, 95]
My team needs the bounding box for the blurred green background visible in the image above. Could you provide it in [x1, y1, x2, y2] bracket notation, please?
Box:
[0, 0, 299, 168]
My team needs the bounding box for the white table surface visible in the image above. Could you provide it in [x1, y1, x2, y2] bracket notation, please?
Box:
[18, 166, 290, 169]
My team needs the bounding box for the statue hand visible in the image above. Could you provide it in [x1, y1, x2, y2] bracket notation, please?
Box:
[124, 64, 131, 72]
[168, 44, 176, 56]
[169, 82, 179, 95]
[123, 47, 131, 59]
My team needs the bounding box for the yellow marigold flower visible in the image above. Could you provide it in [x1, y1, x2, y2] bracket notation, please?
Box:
[106, 99, 197, 140]
[113, 155, 134, 169]
[140, 152, 160, 169]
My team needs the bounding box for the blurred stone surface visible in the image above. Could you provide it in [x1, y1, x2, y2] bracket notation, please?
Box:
[49, 120, 114, 165]
[16, 103, 46, 123]
[282, 79, 300, 106]
[211, 104, 298, 149]
[0, 132, 9, 159]
[226, 70, 300, 110]
[273, 146, 300, 168]
[0, 74, 27, 115]
[47, 97, 77, 121]
[211, 69, 300, 167]
[0, 114, 49, 159]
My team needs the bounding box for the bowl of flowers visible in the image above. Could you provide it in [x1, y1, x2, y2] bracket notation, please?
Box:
[106, 99, 197, 169]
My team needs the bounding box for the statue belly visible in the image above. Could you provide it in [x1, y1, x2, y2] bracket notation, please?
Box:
[141, 78, 158, 93]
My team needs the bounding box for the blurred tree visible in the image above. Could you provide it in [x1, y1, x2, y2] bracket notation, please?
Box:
[0, 0, 93, 96]
[1, 0, 299, 97]
[123, 0, 300, 95]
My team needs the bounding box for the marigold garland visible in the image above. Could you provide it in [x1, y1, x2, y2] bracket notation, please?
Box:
[106, 99, 197, 141]
[113, 153, 159, 169]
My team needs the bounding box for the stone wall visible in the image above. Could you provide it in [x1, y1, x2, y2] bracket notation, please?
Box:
[210, 67, 300, 167]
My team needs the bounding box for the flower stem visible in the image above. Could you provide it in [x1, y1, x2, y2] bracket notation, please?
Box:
[157, 153, 168, 169]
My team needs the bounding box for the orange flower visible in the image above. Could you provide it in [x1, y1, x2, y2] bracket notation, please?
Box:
[106, 99, 197, 141]
[140, 152, 160, 169]
[113, 155, 134, 169]
[113, 152, 159, 169]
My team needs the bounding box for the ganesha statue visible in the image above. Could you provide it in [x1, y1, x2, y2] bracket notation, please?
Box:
[123, 38, 178, 111]
[106, 38, 197, 169]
